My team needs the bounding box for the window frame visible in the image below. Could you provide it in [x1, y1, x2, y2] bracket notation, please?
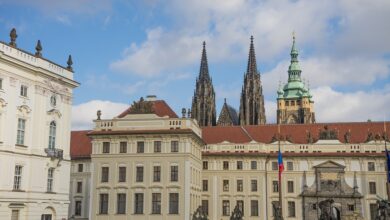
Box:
[137, 141, 144, 153]
[136, 166, 144, 182]
[169, 193, 179, 214]
[153, 166, 161, 182]
[154, 141, 161, 153]
[118, 166, 126, 182]
[134, 193, 144, 214]
[237, 161, 243, 170]
[20, 85, 28, 97]
[99, 193, 109, 214]
[47, 168, 54, 192]
[102, 142, 110, 154]
[117, 193, 126, 214]
[171, 140, 179, 152]
[101, 167, 109, 183]
[152, 193, 162, 214]
[170, 165, 178, 182]
[75, 201, 82, 216]
[48, 121, 56, 149]
[16, 118, 26, 145]
[119, 141, 127, 153]
[13, 165, 22, 190]
[251, 179, 258, 192]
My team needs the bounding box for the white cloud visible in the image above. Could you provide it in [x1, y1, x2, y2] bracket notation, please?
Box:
[72, 100, 128, 130]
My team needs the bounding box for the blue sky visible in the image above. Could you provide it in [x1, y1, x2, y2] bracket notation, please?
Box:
[1, 0, 390, 129]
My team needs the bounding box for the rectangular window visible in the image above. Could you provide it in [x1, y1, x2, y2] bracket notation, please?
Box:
[251, 179, 257, 192]
[203, 161, 208, 170]
[47, 168, 54, 192]
[237, 161, 243, 170]
[20, 85, 27, 97]
[370, 203, 378, 220]
[171, 140, 179, 152]
[13, 165, 22, 190]
[223, 161, 229, 170]
[223, 180, 229, 191]
[368, 162, 375, 171]
[169, 193, 179, 214]
[118, 167, 126, 182]
[153, 166, 161, 182]
[272, 162, 278, 170]
[101, 167, 109, 183]
[202, 180, 208, 191]
[288, 201, 296, 217]
[251, 161, 257, 170]
[348, 204, 355, 211]
[119, 142, 127, 153]
[11, 210, 19, 220]
[369, 182, 376, 194]
[202, 200, 209, 215]
[102, 142, 110, 153]
[99, 193, 109, 214]
[287, 161, 294, 171]
[272, 181, 279, 193]
[152, 193, 162, 214]
[137, 141, 144, 153]
[154, 141, 161, 153]
[41, 214, 52, 220]
[16, 118, 26, 145]
[237, 200, 244, 216]
[117, 193, 126, 214]
[136, 167, 144, 182]
[76, 181, 82, 193]
[288, 181, 294, 193]
[222, 200, 230, 216]
[75, 201, 82, 216]
[134, 193, 144, 214]
[171, 165, 178, 182]
[251, 200, 259, 216]
[78, 164, 83, 172]
[237, 179, 243, 192]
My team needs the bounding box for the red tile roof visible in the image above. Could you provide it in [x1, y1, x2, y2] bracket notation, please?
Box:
[203, 122, 390, 144]
[70, 130, 92, 159]
[117, 100, 178, 118]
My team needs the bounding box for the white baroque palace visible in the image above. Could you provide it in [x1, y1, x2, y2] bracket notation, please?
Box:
[0, 29, 79, 220]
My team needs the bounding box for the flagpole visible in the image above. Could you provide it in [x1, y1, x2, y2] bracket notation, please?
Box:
[278, 123, 283, 218]
[384, 121, 390, 200]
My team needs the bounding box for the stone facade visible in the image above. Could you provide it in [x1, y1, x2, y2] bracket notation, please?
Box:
[217, 99, 239, 126]
[239, 36, 266, 125]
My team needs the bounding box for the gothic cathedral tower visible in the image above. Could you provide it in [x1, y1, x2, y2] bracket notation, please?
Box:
[191, 42, 217, 126]
[239, 36, 266, 125]
[276, 35, 315, 124]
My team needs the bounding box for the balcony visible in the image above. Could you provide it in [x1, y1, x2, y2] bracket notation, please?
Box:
[44, 148, 63, 160]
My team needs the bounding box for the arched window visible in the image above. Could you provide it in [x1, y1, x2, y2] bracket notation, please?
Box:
[48, 121, 56, 149]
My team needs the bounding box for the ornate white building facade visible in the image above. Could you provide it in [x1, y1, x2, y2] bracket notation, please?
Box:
[0, 29, 79, 220]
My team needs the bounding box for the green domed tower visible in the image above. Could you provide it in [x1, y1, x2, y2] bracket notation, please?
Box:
[276, 34, 315, 124]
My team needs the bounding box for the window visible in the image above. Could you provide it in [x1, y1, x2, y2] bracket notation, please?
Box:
[223, 161, 229, 170]
[223, 180, 229, 191]
[237, 200, 244, 216]
[288, 201, 296, 217]
[370, 203, 378, 220]
[117, 193, 126, 214]
[169, 193, 179, 214]
[272, 181, 279, 193]
[202, 200, 209, 215]
[75, 201, 82, 216]
[99, 193, 109, 214]
[119, 142, 127, 153]
[136, 166, 144, 182]
[202, 180, 208, 191]
[152, 193, 162, 214]
[13, 165, 22, 190]
[41, 214, 52, 220]
[11, 210, 19, 220]
[369, 182, 376, 194]
[20, 85, 27, 97]
[77, 164, 83, 172]
[48, 121, 56, 149]
[272, 201, 280, 217]
[272, 162, 278, 170]
[134, 193, 144, 214]
[171, 140, 179, 152]
[348, 204, 355, 211]
[287, 161, 293, 171]
[251, 200, 259, 216]
[251, 180, 257, 192]
[368, 162, 375, 171]
[16, 118, 26, 145]
[47, 168, 54, 192]
[153, 166, 161, 182]
[222, 200, 230, 216]
[118, 167, 126, 182]
[101, 167, 109, 183]
[76, 181, 82, 193]
[203, 161, 208, 170]
[237, 161, 243, 170]
[102, 142, 110, 153]
[237, 179, 243, 192]
[137, 141, 144, 153]
[171, 165, 178, 182]
[154, 141, 161, 153]
[251, 161, 257, 170]
[287, 181, 294, 193]
[285, 100, 289, 106]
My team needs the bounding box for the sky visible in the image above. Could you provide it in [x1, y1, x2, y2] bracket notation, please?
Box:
[1, 0, 390, 130]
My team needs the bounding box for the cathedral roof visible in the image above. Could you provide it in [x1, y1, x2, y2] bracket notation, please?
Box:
[202, 122, 390, 144]
[117, 99, 178, 118]
[70, 130, 92, 159]
[217, 99, 239, 126]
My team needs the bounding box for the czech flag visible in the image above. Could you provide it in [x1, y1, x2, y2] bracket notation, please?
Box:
[386, 148, 390, 182]
[278, 149, 284, 178]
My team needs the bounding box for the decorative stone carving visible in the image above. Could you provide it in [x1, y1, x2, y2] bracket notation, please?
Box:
[9, 28, 17, 47]
[306, 130, 314, 144]
[67, 55, 73, 71]
[272, 201, 283, 220]
[17, 105, 32, 115]
[319, 199, 339, 220]
[344, 130, 351, 143]
[129, 97, 153, 114]
[319, 125, 338, 140]
[97, 110, 101, 120]
[366, 131, 374, 142]
[35, 40, 42, 57]
[375, 198, 390, 220]
[230, 205, 243, 220]
[192, 206, 208, 220]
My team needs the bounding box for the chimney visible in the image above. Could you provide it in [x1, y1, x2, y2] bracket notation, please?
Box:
[146, 95, 157, 101]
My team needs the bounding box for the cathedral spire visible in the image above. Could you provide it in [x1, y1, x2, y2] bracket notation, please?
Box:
[247, 35, 258, 76]
[199, 41, 210, 80]
[288, 33, 302, 82]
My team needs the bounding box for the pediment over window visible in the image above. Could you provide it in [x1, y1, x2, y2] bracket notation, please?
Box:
[47, 109, 62, 118]
[0, 98, 7, 108]
[17, 105, 31, 114]
[314, 160, 345, 169]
